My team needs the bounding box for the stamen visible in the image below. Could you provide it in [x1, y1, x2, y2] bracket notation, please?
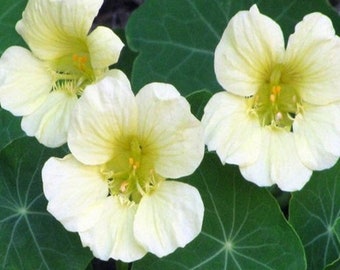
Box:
[275, 112, 283, 122]
[79, 56, 87, 64]
[134, 161, 140, 169]
[72, 54, 88, 71]
[72, 54, 78, 62]
[272, 85, 281, 95]
[119, 181, 129, 193]
[270, 94, 276, 103]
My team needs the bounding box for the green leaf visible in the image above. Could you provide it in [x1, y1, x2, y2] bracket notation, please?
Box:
[289, 162, 340, 270]
[323, 217, 340, 269]
[186, 90, 212, 120]
[324, 258, 340, 270]
[0, 137, 92, 269]
[132, 154, 306, 270]
[0, 108, 26, 152]
[335, 217, 340, 243]
[126, 0, 340, 95]
[0, 0, 27, 55]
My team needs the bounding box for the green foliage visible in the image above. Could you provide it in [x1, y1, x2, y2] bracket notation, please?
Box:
[0, 0, 26, 54]
[0, 108, 25, 151]
[289, 164, 340, 270]
[0, 138, 92, 269]
[186, 90, 212, 120]
[132, 154, 306, 270]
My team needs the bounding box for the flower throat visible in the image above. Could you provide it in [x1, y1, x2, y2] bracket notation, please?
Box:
[103, 138, 164, 203]
[248, 65, 302, 131]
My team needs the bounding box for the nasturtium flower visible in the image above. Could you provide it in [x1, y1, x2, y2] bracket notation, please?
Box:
[0, 0, 123, 147]
[202, 5, 340, 191]
[42, 73, 205, 262]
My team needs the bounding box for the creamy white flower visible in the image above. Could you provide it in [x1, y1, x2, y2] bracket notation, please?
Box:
[42, 75, 205, 262]
[202, 5, 340, 191]
[0, 0, 124, 147]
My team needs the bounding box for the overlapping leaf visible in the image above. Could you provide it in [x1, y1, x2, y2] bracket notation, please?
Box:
[0, 138, 92, 269]
[289, 163, 340, 270]
[126, 0, 340, 95]
[132, 154, 306, 270]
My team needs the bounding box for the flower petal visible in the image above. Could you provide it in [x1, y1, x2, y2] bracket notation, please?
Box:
[240, 127, 312, 191]
[68, 70, 137, 165]
[284, 13, 340, 105]
[0, 46, 52, 116]
[293, 103, 340, 170]
[79, 197, 147, 262]
[215, 4, 284, 96]
[202, 92, 261, 166]
[239, 129, 271, 187]
[21, 90, 77, 148]
[42, 155, 108, 232]
[87, 26, 124, 69]
[16, 0, 103, 60]
[134, 181, 204, 257]
[136, 83, 204, 179]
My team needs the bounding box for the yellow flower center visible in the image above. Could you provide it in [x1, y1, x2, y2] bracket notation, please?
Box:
[52, 51, 96, 96]
[102, 137, 164, 203]
[248, 65, 302, 131]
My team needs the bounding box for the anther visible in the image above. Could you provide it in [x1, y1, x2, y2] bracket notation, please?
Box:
[79, 56, 87, 63]
[275, 112, 283, 122]
[133, 161, 140, 170]
[72, 54, 78, 62]
[120, 181, 129, 193]
[272, 85, 281, 95]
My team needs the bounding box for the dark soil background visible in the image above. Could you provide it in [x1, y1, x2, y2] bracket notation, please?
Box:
[94, 0, 144, 29]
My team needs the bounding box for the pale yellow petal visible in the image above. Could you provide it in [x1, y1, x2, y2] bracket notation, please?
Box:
[136, 83, 204, 179]
[79, 197, 147, 262]
[68, 72, 137, 165]
[239, 128, 272, 187]
[134, 181, 204, 257]
[284, 13, 340, 104]
[42, 155, 108, 232]
[0, 46, 52, 116]
[240, 127, 312, 191]
[16, 0, 103, 60]
[215, 5, 284, 96]
[21, 90, 77, 148]
[202, 91, 261, 166]
[293, 103, 340, 170]
[87, 26, 124, 69]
